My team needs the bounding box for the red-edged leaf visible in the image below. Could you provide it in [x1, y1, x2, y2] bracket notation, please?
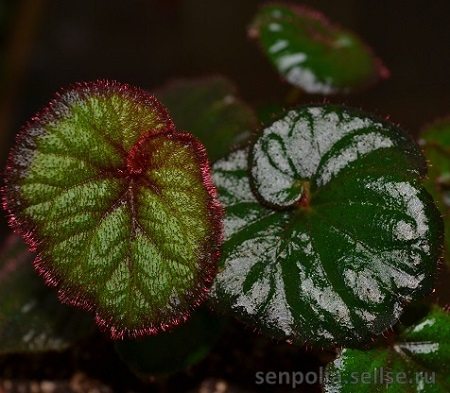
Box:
[2, 80, 223, 338]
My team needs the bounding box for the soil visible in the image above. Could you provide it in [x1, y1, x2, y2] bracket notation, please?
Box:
[0, 318, 332, 393]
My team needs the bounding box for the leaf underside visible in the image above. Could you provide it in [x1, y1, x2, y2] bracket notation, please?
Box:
[250, 3, 388, 94]
[324, 306, 450, 392]
[2, 80, 223, 339]
[209, 105, 442, 349]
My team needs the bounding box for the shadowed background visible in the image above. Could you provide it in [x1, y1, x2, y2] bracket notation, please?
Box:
[2, 0, 450, 159]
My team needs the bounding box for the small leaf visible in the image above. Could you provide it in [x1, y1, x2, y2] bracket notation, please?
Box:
[420, 118, 450, 264]
[209, 105, 443, 348]
[323, 306, 450, 392]
[115, 307, 227, 377]
[249, 3, 388, 94]
[155, 76, 257, 161]
[2, 80, 223, 339]
[0, 234, 95, 354]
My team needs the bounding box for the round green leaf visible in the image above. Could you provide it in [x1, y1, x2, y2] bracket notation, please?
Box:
[420, 118, 450, 264]
[249, 3, 388, 94]
[2, 80, 223, 339]
[0, 234, 95, 354]
[209, 105, 443, 348]
[154, 76, 256, 161]
[324, 306, 450, 392]
[115, 307, 227, 377]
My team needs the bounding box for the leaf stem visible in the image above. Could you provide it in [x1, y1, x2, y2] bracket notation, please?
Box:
[295, 180, 310, 208]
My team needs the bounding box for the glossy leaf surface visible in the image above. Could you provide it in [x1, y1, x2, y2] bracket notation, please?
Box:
[2, 80, 222, 339]
[155, 76, 256, 161]
[115, 307, 227, 376]
[324, 306, 450, 392]
[420, 118, 450, 263]
[0, 234, 95, 354]
[249, 3, 388, 94]
[210, 105, 442, 348]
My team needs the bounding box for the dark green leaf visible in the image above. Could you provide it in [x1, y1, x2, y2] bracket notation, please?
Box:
[324, 306, 450, 392]
[155, 76, 256, 161]
[420, 118, 450, 264]
[2, 80, 223, 339]
[249, 3, 388, 94]
[210, 105, 443, 348]
[0, 234, 95, 354]
[115, 307, 227, 376]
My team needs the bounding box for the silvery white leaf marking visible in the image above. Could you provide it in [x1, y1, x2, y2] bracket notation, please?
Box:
[366, 180, 430, 253]
[276, 53, 307, 72]
[251, 130, 298, 205]
[304, 110, 378, 173]
[213, 169, 252, 207]
[316, 132, 393, 186]
[264, 262, 294, 336]
[20, 300, 37, 314]
[335, 222, 426, 299]
[289, 230, 314, 257]
[394, 342, 440, 355]
[213, 148, 248, 175]
[285, 67, 337, 94]
[213, 148, 276, 238]
[224, 208, 263, 239]
[213, 222, 295, 336]
[323, 360, 345, 393]
[269, 39, 289, 54]
[343, 269, 385, 304]
[294, 256, 354, 329]
[287, 116, 318, 177]
[411, 317, 436, 333]
[251, 107, 382, 206]
[276, 227, 342, 339]
[378, 250, 426, 294]
[416, 373, 434, 393]
[250, 112, 304, 206]
[214, 236, 277, 314]
[331, 235, 420, 326]
[353, 309, 378, 323]
[342, 236, 426, 296]
[237, 271, 272, 316]
[213, 148, 254, 206]
[394, 220, 416, 241]
[268, 22, 282, 32]
[212, 149, 296, 336]
[333, 351, 348, 372]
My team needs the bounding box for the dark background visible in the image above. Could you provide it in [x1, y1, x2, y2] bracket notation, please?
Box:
[0, 1, 449, 390]
[2, 0, 450, 140]
[3, 0, 450, 254]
